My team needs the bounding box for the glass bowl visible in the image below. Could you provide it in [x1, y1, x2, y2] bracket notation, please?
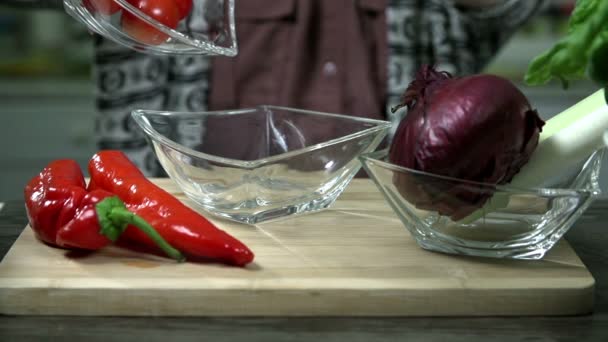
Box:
[132, 106, 391, 224]
[63, 0, 237, 55]
[359, 149, 604, 260]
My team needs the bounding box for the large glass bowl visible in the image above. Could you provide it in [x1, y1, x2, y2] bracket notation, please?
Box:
[132, 106, 391, 224]
[63, 0, 237, 55]
[359, 149, 604, 260]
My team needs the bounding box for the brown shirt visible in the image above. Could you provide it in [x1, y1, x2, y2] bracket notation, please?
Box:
[209, 0, 388, 121]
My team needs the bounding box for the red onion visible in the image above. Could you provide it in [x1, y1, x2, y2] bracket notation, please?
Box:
[389, 65, 545, 220]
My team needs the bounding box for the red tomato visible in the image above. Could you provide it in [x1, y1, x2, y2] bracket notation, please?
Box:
[174, 0, 193, 20]
[84, 0, 122, 16]
[121, 0, 180, 45]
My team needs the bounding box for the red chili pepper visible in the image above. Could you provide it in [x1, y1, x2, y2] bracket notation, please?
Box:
[24, 159, 184, 262]
[56, 189, 117, 250]
[24, 159, 88, 246]
[87, 150, 255, 267]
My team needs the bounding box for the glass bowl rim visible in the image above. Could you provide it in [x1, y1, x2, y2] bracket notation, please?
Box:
[359, 148, 604, 197]
[63, 0, 238, 56]
[132, 105, 392, 169]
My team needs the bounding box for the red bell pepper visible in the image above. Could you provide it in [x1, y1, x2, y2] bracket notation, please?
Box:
[24, 159, 184, 262]
[87, 150, 255, 267]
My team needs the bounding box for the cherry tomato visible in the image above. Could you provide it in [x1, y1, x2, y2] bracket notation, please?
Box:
[121, 0, 180, 45]
[84, 0, 122, 16]
[174, 0, 193, 20]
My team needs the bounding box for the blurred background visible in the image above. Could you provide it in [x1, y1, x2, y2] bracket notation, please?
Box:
[0, 0, 602, 200]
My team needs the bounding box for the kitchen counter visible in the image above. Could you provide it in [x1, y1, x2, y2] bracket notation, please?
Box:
[1, 197, 608, 341]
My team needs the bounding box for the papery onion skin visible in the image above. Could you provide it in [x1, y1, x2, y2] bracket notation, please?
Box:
[389, 65, 545, 220]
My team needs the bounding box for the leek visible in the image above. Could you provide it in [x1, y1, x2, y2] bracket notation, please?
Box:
[459, 89, 608, 224]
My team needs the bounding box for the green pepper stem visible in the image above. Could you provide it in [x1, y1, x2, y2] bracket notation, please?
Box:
[108, 208, 185, 263]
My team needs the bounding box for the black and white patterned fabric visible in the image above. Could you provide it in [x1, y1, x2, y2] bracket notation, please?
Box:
[92, 2, 213, 175]
[92, 0, 546, 176]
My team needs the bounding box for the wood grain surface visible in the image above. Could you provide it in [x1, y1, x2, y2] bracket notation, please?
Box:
[0, 179, 595, 316]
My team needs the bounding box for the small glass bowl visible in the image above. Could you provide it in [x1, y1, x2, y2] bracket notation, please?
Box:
[132, 106, 391, 224]
[359, 149, 604, 260]
[63, 0, 237, 56]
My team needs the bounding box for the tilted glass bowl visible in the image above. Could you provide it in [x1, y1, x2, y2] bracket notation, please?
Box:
[359, 148, 604, 260]
[132, 106, 391, 224]
[63, 0, 237, 55]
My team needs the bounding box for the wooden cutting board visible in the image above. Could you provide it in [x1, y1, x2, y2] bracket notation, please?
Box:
[0, 179, 594, 316]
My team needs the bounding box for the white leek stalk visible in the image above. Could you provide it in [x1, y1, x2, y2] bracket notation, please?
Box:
[459, 89, 608, 224]
[540, 89, 607, 141]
